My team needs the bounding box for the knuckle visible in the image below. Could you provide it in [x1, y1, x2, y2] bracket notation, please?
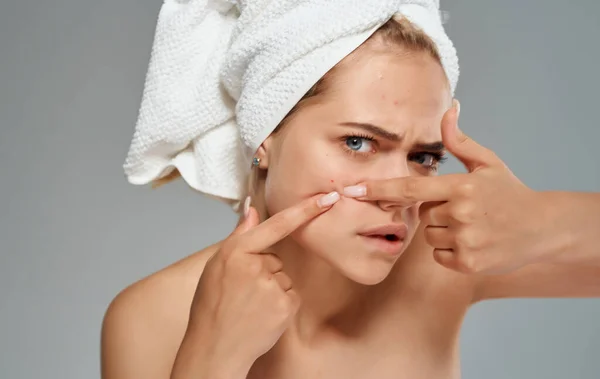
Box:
[402, 178, 420, 200]
[423, 227, 438, 246]
[274, 255, 285, 268]
[456, 133, 472, 149]
[419, 204, 436, 224]
[456, 181, 476, 198]
[221, 237, 243, 257]
[451, 203, 475, 223]
[245, 258, 263, 276]
[222, 254, 244, 274]
[220, 239, 236, 255]
[456, 251, 479, 273]
[220, 249, 236, 268]
[275, 296, 293, 315]
[262, 253, 278, 266]
[455, 229, 480, 251]
[257, 275, 273, 292]
[424, 233, 436, 248]
[281, 274, 293, 288]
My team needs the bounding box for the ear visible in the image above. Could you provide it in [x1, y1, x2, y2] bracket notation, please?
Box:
[253, 135, 275, 169]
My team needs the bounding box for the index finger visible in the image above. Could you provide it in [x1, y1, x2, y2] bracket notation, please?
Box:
[239, 191, 340, 253]
[347, 175, 463, 204]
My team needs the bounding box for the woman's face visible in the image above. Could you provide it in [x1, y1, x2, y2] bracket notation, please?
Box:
[259, 45, 452, 285]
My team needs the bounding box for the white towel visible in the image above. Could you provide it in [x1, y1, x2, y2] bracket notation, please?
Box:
[123, 0, 459, 211]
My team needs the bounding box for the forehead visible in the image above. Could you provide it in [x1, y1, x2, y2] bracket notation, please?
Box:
[319, 47, 451, 139]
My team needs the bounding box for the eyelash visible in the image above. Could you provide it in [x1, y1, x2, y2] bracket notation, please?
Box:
[340, 133, 376, 159]
[339, 133, 447, 171]
[410, 151, 448, 172]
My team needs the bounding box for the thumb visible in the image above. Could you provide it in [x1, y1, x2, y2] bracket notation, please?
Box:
[231, 197, 260, 236]
[441, 100, 501, 172]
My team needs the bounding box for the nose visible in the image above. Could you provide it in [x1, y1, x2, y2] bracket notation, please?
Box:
[372, 160, 412, 212]
[377, 199, 415, 212]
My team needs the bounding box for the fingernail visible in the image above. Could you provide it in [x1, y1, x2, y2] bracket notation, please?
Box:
[453, 99, 461, 118]
[243, 196, 251, 218]
[343, 185, 366, 198]
[317, 191, 340, 208]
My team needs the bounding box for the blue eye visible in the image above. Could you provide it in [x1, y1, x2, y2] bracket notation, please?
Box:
[413, 153, 435, 166]
[410, 152, 447, 171]
[345, 136, 374, 153]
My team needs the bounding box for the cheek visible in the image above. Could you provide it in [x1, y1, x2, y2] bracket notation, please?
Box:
[264, 149, 367, 214]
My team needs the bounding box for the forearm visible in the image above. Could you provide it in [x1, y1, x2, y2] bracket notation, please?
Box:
[542, 191, 600, 266]
[475, 191, 600, 301]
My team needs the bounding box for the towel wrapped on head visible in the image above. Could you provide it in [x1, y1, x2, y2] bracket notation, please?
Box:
[123, 0, 460, 211]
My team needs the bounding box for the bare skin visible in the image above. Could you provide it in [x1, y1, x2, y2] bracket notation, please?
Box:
[101, 41, 600, 379]
[102, 227, 472, 379]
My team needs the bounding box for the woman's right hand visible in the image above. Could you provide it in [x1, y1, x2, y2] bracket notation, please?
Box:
[171, 192, 340, 379]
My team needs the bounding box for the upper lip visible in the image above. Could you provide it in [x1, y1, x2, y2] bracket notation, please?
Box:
[357, 224, 408, 240]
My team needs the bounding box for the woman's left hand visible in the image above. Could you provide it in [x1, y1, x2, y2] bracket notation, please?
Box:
[343, 101, 558, 275]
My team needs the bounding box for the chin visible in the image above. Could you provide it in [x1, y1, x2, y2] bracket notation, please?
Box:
[338, 240, 409, 285]
[340, 260, 398, 286]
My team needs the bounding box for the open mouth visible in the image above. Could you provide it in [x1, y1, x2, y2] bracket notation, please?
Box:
[372, 234, 401, 242]
[357, 224, 408, 255]
[360, 233, 402, 244]
[358, 232, 405, 255]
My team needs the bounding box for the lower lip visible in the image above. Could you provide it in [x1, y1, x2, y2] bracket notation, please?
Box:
[358, 235, 405, 255]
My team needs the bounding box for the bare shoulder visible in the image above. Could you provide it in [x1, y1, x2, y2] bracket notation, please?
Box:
[100, 241, 222, 379]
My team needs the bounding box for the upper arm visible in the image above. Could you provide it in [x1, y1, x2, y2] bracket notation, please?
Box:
[474, 262, 600, 302]
[100, 245, 219, 379]
[100, 283, 186, 379]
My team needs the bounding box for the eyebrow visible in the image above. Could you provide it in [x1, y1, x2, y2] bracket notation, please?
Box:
[415, 141, 445, 151]
[339, 122, 445, 151]
[339, 122, 401, 141]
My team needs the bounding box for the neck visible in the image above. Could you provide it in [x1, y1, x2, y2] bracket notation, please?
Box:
[271, 237, 373, 343]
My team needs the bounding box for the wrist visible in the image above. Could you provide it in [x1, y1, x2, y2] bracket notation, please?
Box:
[171, 327, 253, 379]
[534, 191, 574, 264]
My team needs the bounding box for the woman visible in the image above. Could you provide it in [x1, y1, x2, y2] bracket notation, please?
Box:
[102, 2, 600, 379]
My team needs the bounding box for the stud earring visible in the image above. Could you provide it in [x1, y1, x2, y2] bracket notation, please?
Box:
[252, 157, 261, 167]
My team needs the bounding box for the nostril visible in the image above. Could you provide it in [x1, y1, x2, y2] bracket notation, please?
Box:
[378, 200, 412, 211]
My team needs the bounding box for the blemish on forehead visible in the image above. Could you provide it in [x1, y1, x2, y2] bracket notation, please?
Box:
[381, 94, 386, 100]
[330, 179, 335, 183]
[393, 100, 399, 106]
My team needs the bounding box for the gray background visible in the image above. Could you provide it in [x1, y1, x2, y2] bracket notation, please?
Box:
[1, 0, 599, 378]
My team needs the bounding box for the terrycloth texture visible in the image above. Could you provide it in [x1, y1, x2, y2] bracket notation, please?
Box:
[123, 0, 460, 210]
